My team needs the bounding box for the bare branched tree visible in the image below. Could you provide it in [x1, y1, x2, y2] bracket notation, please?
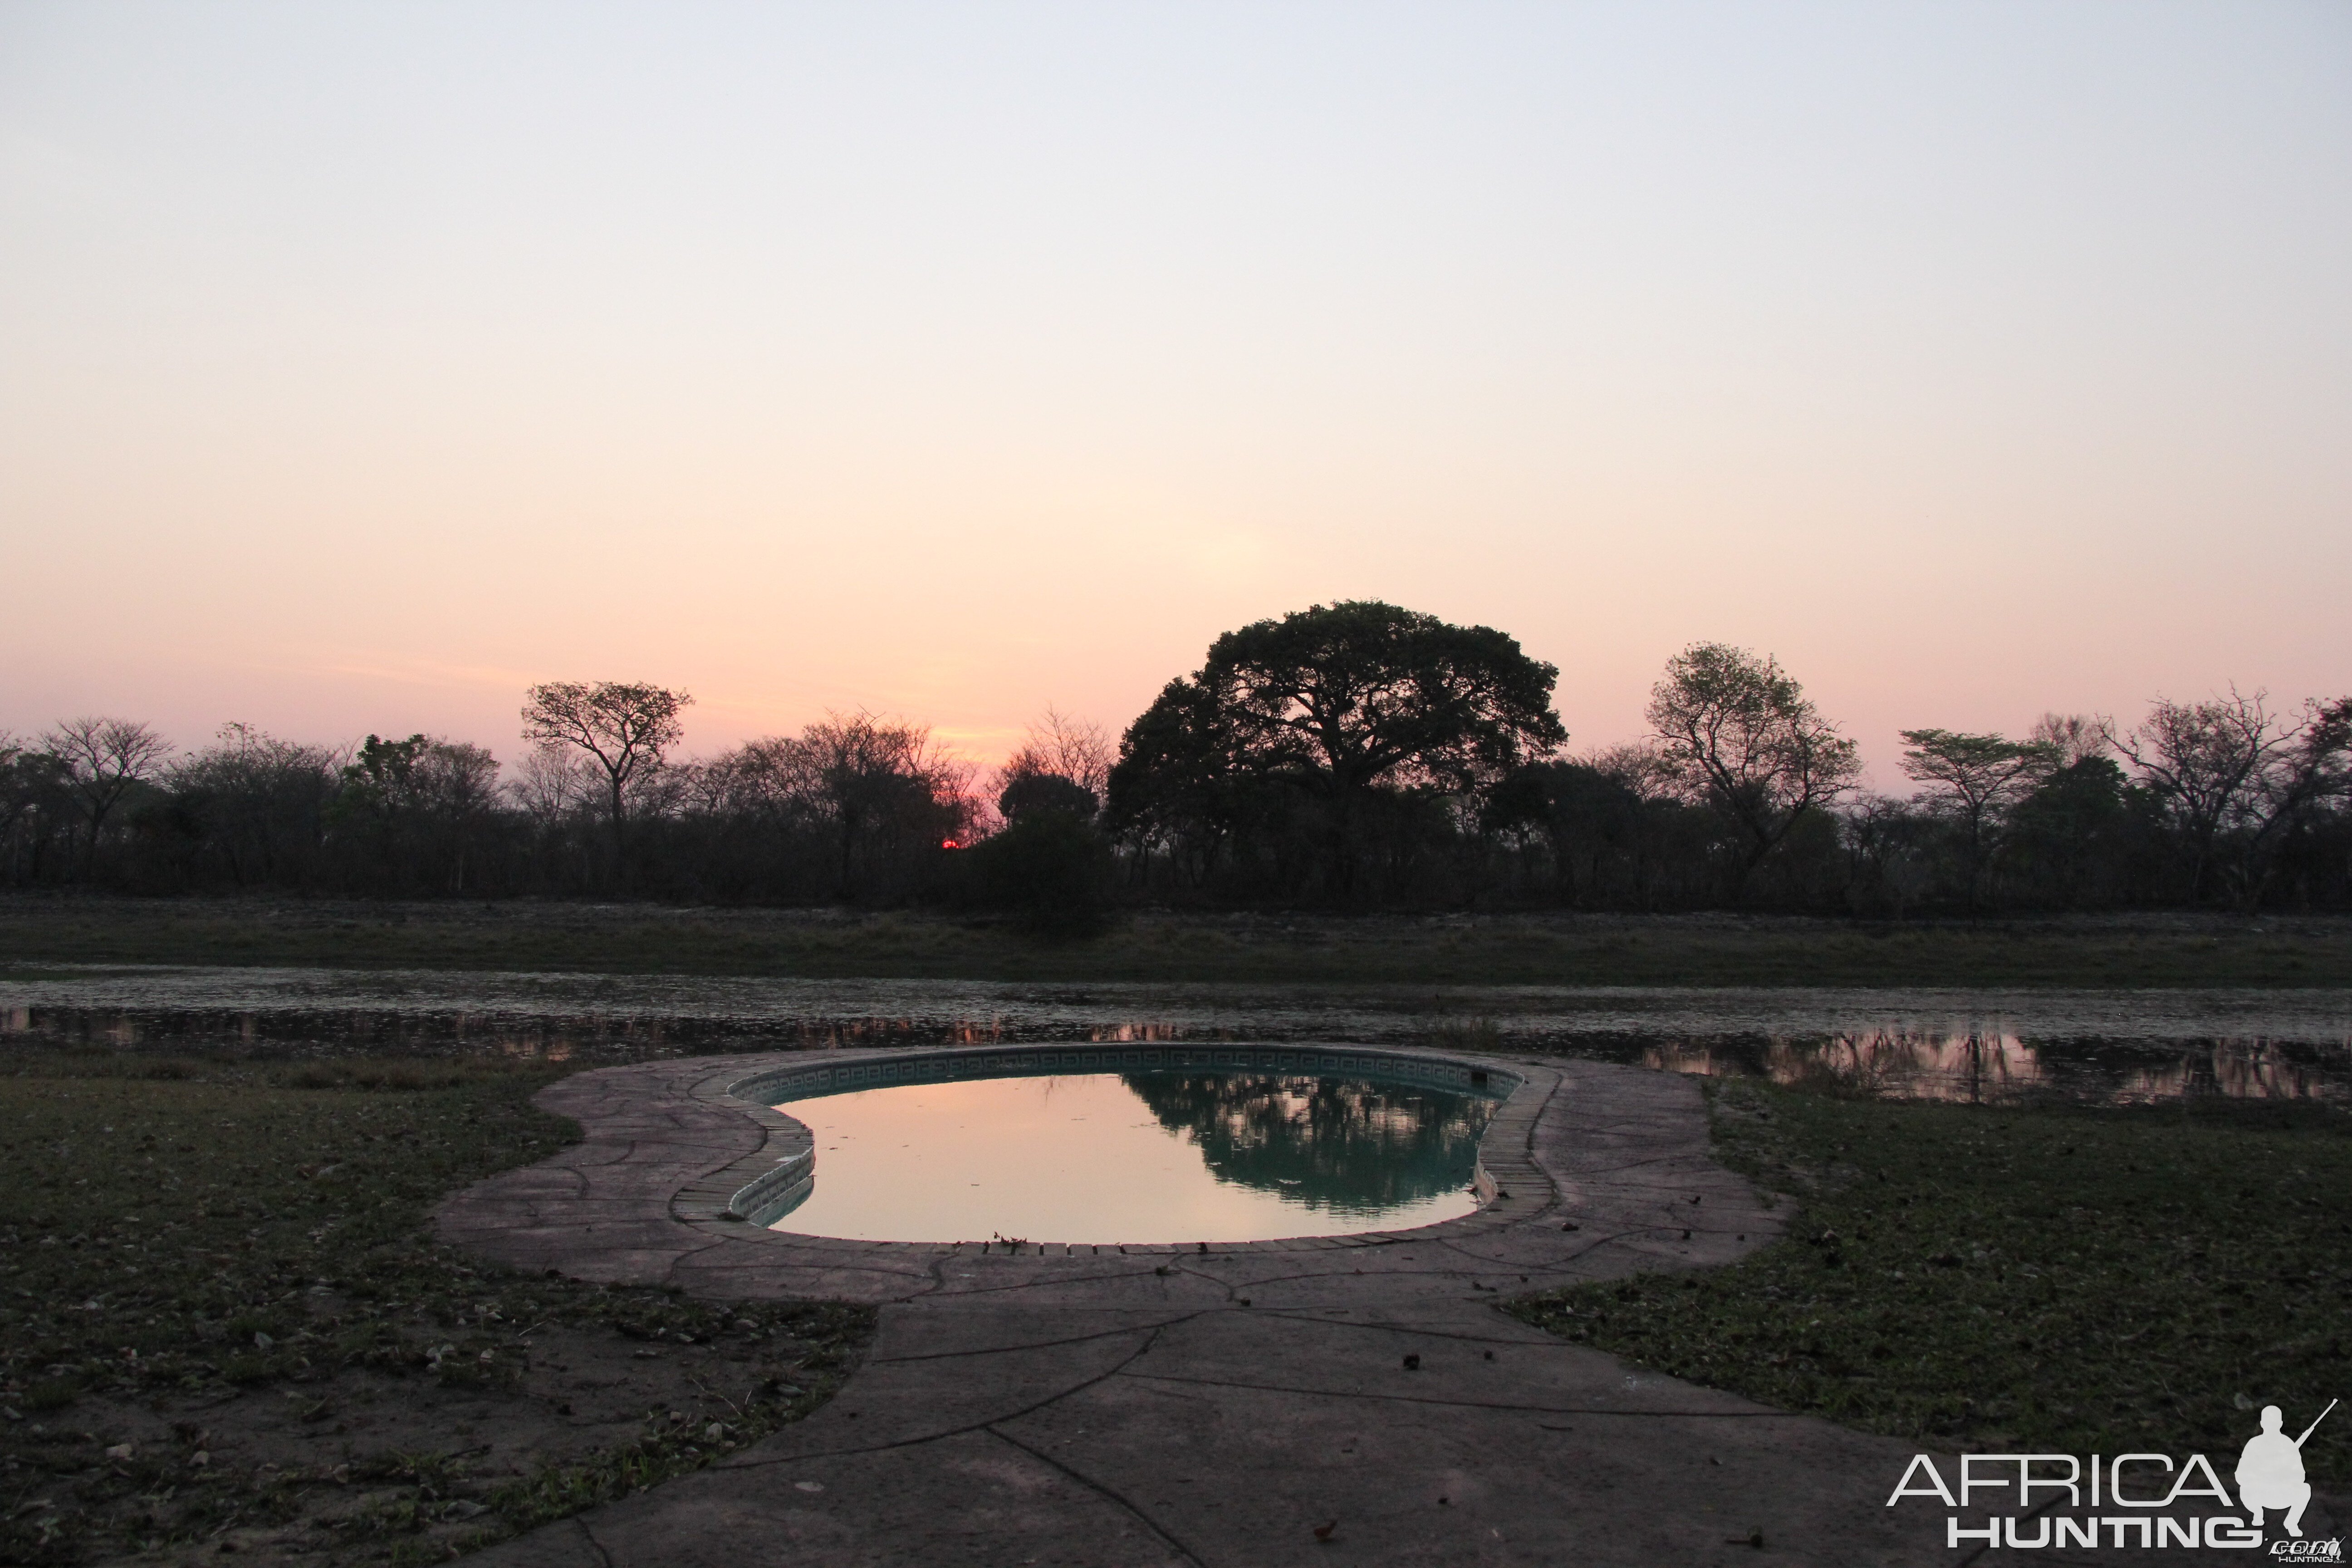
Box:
[689, 738, 805, 821]
[169, 724, 344, 888]
[1646, 644, 1860, 892]
[2117, 688, 2351, 906]
[415, 740, 501, 819]
[507, 744, 599, 828]
[2029, 712, 2111, 769]
[1001, 708, 1112, 797]
[43, 716, 171, 873]
[1842, 792, 1943, 920]
[993, 707, 1115, 823]
[1583, 741, 1680, 802]
[795, 711, 973, 893]
[519, 682, 692, 873]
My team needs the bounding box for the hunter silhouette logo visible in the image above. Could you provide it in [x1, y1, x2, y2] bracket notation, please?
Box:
[2239, 1400, 2334, 1539]
[1885, 1397, 2341, 1551]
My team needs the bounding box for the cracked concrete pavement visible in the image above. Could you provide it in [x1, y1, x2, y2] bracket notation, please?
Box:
[436, 1046, 2332, 1566]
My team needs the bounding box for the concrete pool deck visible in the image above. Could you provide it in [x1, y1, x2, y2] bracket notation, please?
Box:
[437, 1047, 2332, 1566]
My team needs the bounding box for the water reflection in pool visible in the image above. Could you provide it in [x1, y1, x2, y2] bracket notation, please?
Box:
[767, 1072, 1498, 1244]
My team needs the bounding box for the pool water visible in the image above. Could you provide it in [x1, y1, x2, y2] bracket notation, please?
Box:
[766, 1071, 1499, 1244]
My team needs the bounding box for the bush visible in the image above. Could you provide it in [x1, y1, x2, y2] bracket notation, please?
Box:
[956, 811, 1115, 936]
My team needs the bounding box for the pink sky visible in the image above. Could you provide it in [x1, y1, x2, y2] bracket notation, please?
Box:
[5, 4, 2348, 787]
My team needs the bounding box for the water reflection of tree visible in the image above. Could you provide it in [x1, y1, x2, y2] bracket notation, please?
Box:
[1122, 1073, 1494, 1214]
[1639, 1030, 2349, 1106]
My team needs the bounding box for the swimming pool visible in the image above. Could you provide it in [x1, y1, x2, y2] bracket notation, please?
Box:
[746, 1049, 1510, 1244]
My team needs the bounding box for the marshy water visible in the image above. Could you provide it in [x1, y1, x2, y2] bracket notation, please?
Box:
[764, 1070, 1500, 1243]
[3, 965, 2348, 1107]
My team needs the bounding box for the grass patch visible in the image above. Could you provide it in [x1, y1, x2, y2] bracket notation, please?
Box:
[3, 895, 2351, 985]
[1507, 1080, 2352, 1480]
[0, 1049, 873, 1566]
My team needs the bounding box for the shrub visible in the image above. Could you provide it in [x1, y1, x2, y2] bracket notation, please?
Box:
[956, 811, 1115, 936]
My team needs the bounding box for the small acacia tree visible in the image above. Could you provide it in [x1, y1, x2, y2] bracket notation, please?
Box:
[1645, 643, 1859, 896]
[519, 681, 692, 875]
[1897, 728, 2060, 910]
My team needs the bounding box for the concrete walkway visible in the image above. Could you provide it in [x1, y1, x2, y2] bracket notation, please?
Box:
[438, 1048, 2323, 1566]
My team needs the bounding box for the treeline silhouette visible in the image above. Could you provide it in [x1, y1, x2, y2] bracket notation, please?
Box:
[5, 603, 2347, 917]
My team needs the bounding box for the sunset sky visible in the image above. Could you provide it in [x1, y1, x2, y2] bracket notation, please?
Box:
[4, 2, 2347, 784]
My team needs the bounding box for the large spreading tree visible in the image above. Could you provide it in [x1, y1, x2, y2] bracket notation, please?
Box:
[1107, 601, 1565, 890]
